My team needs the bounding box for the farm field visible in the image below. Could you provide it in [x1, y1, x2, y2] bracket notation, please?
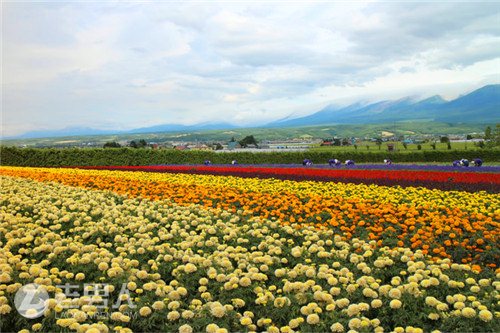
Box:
[75, 164, 500, 193]
[0, 166, 499, 332]
[309, 141, 489, 153]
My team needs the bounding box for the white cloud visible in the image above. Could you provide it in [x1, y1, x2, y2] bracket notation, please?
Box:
[2, 1, 499, 136]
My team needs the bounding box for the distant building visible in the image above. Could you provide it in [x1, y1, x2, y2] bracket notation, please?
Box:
[174, 145, 189, 151]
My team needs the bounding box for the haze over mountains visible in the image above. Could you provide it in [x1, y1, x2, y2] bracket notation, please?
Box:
[8, 84, 500, 139]
[270, 84, 500, 127]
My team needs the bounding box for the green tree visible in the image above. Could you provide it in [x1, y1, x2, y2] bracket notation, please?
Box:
[495, 124, 500, 146]
[447, 142, 451, 150]
[402, 142, 408, 150]
[130, 139, 148, 148]
[440, 136, 449, 143]
[484, 126, 492, 140]
[103, 141, 121, 148]
[239, 135, 258, 148]
[375, 138, 382, 150]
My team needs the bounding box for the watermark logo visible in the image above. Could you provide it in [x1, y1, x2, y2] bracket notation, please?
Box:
[14, 282, 136, 320]
[14, 283, 49, 319]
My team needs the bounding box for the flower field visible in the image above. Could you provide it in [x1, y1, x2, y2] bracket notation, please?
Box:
[74, 165, 500, 192]
[0, 166, 499, 332]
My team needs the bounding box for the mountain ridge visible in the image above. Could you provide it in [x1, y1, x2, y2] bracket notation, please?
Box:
[6, 84, 499, 139]
[270, 84, 499, 127]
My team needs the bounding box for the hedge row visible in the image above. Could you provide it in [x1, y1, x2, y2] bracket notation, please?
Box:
[1, 147, 499, 167]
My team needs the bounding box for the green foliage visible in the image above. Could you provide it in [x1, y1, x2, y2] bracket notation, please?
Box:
[417, 144, 422, 150]
[239, 135, 258, 148]
[440, 136, 449, 143]
[1, 147, 499, 167]
[495, 124, 500, 146]
[130, 139, 148, 148]
[103, 141, 121, 148]
[485, 126, 492, 140]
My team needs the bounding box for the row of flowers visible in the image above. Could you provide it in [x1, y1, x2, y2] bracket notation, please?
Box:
[73, 165, 500, 192]
[1, 167, 498, 267]
[175, 163, 500, 172]
[0, 176, 498, 332]
[202, 159, 489, 169]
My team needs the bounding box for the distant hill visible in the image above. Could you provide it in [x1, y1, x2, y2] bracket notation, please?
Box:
[270, 84, 499, 127]
[7, 123, 238, 140]
[127, 122, 238, 134]
[11, 127, 118, 139]
[7, 84, 499, 139]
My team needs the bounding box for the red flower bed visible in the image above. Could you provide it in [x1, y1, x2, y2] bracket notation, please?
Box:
[74, 165, 500, 192]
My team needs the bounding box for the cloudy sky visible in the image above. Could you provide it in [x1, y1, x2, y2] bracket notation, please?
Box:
[2, 1, 499, 136]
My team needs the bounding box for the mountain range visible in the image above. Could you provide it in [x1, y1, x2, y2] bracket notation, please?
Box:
[6, 84, 499, 139]
[269, 84, 499, 127]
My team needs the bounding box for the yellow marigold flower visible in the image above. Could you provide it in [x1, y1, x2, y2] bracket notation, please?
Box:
[306, 313, 320, 325]
[239, 277, 251, 287]
[428, 313, 440, 320]
[206, 324, 219, 333]
[32, 323, 43, 331]
[267, 326, 279, 333]
[390, 299, 402, 309]
[478, 279, 490, 287]
[179, 324, 193, 333]
[330, 322, 344, 332]
[136, 270, 148, 279]
[85, 329, 100, 333]
[348, 318, 361, 330]
[461, 307, 476, 318]
[479, 309, 493, 322]
[152, 301, 165, 310]
[167, 310, 180, 321]
[98, 262, 108, 271]
[210, 305, 225, 318]
[371, 299, 383, 308]
[240, 317, 252, 326]
[388, 288, 402, 299]
[139, 306, 152, 317]
[181, 310, 194, 319]
[470, 286, 480, 293]
[336, 298, 350, 308]
[0, 304, 12, 314]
